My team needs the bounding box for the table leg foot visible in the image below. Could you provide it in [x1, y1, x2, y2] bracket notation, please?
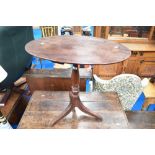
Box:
[70, 91, 102, 120]
[51, 103, 73, 126]
[78, 100, 102, 120]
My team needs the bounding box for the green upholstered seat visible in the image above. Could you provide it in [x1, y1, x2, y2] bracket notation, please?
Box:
[0, 26, 34, 89]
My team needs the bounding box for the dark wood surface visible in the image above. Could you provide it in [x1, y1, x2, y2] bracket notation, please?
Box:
[25, 35, 131, 125]
[25, 36, 131, 65]
[126, 111, 155, 129]
[0, 84, 31, 127]
[24, 68, 92, 78]
[18, 91, 128, 129]
[25, 68, 92, 92]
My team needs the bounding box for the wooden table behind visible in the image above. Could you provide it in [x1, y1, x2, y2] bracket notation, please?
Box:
[18, 91, 128, 129]
[25, 68, 92, 92]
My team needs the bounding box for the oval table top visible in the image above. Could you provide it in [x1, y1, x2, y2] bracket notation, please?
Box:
[25, 35, 131, 65]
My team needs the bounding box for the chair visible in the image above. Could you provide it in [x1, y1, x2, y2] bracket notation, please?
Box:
[0, 27, 33, 106]
[40, 26, 58, 37]
[93, 74, 143, 110]
[0, 26, 33, 90]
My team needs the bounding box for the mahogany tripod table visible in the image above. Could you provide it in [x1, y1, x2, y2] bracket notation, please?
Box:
[25, 35, 131, 126]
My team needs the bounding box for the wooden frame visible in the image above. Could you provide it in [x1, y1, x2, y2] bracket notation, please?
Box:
[93, 26, 102, 37]
[149, 26, 155, 40]
[94, 26, 155, 43]
[40, 26, 58, 37]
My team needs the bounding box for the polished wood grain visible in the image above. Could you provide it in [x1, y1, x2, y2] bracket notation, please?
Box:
[25, 36, 131, 65]
[18, 91, 128, 129]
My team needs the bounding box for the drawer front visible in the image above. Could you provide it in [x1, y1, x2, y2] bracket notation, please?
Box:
[138, 51, 155, 57]
[138, 58, 155, 77]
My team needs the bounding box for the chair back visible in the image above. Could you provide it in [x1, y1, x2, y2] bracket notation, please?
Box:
[0, 26, 33, 89]
[40, 26, 58, 37]
[93, 74, 143, 110]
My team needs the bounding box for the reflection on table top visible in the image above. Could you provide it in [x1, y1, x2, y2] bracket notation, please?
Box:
[25, 35, 131, 65]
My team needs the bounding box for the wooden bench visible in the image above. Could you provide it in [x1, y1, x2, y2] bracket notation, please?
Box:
[18, 91, 128, 129]
[25, 68, 92, 93]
